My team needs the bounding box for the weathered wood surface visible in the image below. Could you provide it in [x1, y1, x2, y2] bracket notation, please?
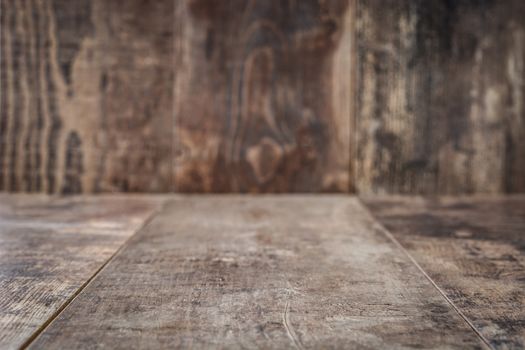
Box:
[174, 0, 354, 193]
[364, 195, 525, 349]
[0, 0, 173, 194]
[0, 194, 163, 349]
[32, 196, 484, 349]
[2, 0, 525, 195]
[356, 0, 525, 194]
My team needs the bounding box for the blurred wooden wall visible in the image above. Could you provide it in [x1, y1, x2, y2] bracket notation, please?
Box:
[357, 0, 525, 194]
[174, 0, 353, 193]
[0, 0, 173, 193]
[1, 0, 524, 194]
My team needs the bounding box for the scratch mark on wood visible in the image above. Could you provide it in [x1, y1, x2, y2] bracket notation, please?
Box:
[283, 298, 305, 350]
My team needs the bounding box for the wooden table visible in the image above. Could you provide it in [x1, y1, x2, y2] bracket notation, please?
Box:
[0, 194, 523, 349]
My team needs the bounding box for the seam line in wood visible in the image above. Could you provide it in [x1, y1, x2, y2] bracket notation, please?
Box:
[352, 0, 359, 194]
[357, 198, 494, 350]
[20, 199, 168, 349]
[172, 1, 182, 194]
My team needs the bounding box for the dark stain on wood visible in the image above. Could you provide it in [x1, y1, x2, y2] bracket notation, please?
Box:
[44, 0, 62, 194]
[51, 0, 93, 92]
[175, 0, 354, 193]
[62, 131, 83, 194]
[356, 0, 525, 194]
[364, 195, 525, 348]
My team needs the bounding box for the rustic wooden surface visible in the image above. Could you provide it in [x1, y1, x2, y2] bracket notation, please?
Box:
[0, 0, 173, 194]
[31, 196, 484, 349]
[2, 0, 525, 195]
[174, 0, 354, 193]
[364, 195, 525, 349]
[0, 194, 162, 349]
[356, 0, 525, 194]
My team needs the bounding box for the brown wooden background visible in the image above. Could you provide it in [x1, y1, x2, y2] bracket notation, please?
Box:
[1, 0, 524, 194]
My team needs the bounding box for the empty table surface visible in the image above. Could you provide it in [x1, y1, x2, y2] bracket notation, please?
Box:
[0, 194, 162, 349]
[1, 194, 523, 348]
[364, 195, 525, 349]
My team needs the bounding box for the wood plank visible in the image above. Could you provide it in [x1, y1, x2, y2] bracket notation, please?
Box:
[364, 195, 525, 348]
[32, 196, 484, 348]
[356, 0, 525, 194]
[0, 0, 173, 193]
[174, 0, 354, 193]
[0, 194, 163, 349]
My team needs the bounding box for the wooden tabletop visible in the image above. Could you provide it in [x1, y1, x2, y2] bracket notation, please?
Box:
[363, 195, 525, 349]
[0, 194, 163, 349]
[1, 194, 523, 349]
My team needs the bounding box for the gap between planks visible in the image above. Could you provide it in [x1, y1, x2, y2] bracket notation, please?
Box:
[358, 199, 494, 350]
[20, 200, 169, 349]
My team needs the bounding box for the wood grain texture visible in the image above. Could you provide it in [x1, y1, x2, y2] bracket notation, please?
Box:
[2, 0, 525, 195]
[174, 0, 354, 193]
[0, 194, 163, 349]
[0, 0, 173, 194]
[356, 0, 525, 194]
[31, 196, 484, 349]
[364, 195, 525, 349]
